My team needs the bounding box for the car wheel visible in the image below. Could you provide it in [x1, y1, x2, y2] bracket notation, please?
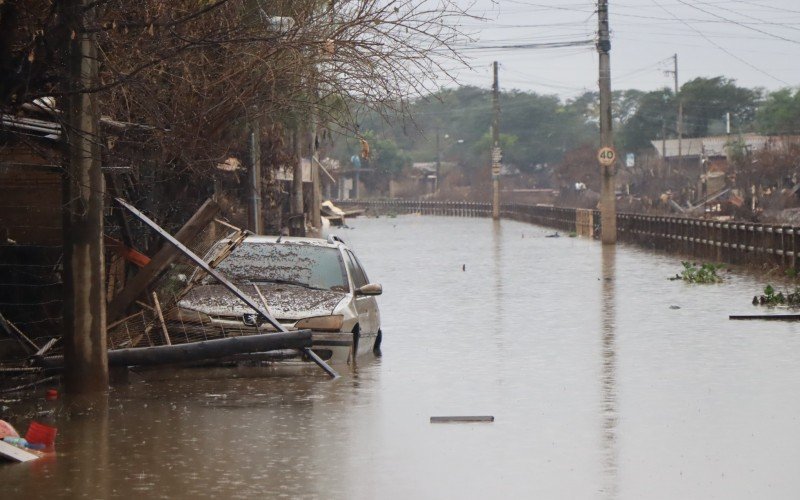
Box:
[373, 329, 382, 356]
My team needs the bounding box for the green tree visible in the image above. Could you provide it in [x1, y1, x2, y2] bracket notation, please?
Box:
[679, 76, 760, 136]
[757, 88, 800, 135]
[617, 88, 675, 152]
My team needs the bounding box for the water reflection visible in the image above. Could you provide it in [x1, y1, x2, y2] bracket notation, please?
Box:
[492, 220, 504, 352]
[600, 245, 618, 499]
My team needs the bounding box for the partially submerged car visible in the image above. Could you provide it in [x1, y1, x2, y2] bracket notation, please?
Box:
[175, 235, 382, 364]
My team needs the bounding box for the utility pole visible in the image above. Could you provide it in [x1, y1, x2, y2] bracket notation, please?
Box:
[291, 123, 304, 235]
[248, 118, 262, 234]
[491, 61, 501, 220]
[309, 102, 321, 229]
[62, 0, 108, 394]
[598, 0, 616, 244]
[435, 126, 441, 194]
[668, 53, 683, 179]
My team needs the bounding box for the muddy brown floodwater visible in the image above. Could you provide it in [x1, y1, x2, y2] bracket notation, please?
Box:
[3, 215, 800, 499]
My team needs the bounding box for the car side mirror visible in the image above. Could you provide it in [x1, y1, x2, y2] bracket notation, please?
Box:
[356, 283, 382, 296]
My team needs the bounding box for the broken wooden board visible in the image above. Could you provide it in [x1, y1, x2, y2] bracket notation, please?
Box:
[0, 440, 39, 462]
[430, 416, 495, 423]
[729, 314, 800, 321]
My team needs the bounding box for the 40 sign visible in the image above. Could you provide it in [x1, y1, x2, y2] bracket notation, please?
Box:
[597, 146, 617, 167]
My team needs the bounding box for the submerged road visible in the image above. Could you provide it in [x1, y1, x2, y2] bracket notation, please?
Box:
[2, 215, 800, 498]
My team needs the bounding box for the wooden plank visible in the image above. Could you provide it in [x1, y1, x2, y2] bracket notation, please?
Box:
[151, 292, 172, 346]
[729, 314, 800, 321]
[0, 440, 40, 462]
[107, 311, 145, 331]
[33, 338, 58, 357]
[430, 416, 495, 423]
[107, 198, 220, 321]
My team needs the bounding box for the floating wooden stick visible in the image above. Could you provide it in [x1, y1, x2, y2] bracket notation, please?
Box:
[729, 314, 800, 321]
[151, 292, 172, 346]
[430, 416, 494, 423]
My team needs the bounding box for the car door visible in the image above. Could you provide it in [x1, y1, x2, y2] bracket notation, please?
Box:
[344, 250, 380, 336]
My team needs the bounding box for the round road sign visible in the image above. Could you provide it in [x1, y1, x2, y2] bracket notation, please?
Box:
[597, 146, 617, 166]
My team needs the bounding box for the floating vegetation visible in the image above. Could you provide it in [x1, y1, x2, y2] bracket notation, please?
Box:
[669, 261, 725, 283]
[752, 284, 800, 306]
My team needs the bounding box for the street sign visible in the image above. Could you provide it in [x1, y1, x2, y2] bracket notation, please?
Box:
[491, 146, 502, 175]
[597, 146, 616, 166]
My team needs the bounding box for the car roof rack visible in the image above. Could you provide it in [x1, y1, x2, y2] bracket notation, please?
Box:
[327, 235, 346, 245]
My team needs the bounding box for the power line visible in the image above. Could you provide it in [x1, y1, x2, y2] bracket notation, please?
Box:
[456, 40, 595, 51]
[674, 0, 800, 44]
[650, 0, 791, 86]
[727, 0, 800, 16]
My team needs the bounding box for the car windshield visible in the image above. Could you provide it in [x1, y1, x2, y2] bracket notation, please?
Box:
[209, 241, 348, 291]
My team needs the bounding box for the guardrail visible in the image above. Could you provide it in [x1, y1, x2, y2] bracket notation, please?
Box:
[334, 199, 800, 269]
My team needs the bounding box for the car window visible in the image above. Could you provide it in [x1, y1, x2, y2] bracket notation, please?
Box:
[349, 251, 371, 284]
[345, 250, 368, 289]
[211, 242, 348, 291]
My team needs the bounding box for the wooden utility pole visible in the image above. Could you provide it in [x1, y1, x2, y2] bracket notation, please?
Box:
[491, 61, 501, 220]
[247, 118, 263, 234]
[598, 0, 616, 244]
[62, 0, 108, 393]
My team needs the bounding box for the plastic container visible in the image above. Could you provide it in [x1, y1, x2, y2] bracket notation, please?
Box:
[25, 421, 57, 450]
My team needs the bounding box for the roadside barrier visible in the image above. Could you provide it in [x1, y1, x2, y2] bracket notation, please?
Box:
[334, 199, 800, 269]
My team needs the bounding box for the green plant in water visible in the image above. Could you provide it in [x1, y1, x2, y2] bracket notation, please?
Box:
[753, 284, 800, 306]
[669, 261, 724, 283]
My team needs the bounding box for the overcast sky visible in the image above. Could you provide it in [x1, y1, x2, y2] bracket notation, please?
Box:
[443, 0, 800, 98]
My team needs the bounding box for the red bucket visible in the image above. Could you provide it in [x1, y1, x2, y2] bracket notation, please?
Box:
[25, 421, 57, 450]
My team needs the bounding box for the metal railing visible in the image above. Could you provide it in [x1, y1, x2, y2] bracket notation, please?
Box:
[334, 199, 800, 269]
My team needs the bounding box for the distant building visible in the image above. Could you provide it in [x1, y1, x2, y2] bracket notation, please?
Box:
[652, 134, 800, 194]
[651, 134, 800, 174]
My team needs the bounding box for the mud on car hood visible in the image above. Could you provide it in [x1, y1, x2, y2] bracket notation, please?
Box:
[178, 282, 346, 320]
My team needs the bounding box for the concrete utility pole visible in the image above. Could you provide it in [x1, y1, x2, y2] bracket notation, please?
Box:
[248, 118, 262, 234]
[598, 0, 616, 244]
[435, 126, 441, 194]
[674, 54, 682, 169]
[291, 123, 304, 233]
[309, 105, 322, 229]
[491, 61, 501, 220]
[669, 53, 683, 178]
[63, 0, 108, 393]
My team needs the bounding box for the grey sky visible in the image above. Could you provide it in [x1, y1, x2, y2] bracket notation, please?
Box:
[446, 0, 800, 98]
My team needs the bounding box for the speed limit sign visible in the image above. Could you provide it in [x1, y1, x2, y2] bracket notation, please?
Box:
[597, 146, 617, 166]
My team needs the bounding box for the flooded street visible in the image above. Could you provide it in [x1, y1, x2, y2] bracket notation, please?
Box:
[4, 215, 800, 498]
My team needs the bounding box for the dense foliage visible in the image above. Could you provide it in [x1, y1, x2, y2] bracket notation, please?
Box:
[669, 262, 725, 283]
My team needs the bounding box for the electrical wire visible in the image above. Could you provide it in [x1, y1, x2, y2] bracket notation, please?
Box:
[674, 0, 800, 44]
[649, 0, 791, 85]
